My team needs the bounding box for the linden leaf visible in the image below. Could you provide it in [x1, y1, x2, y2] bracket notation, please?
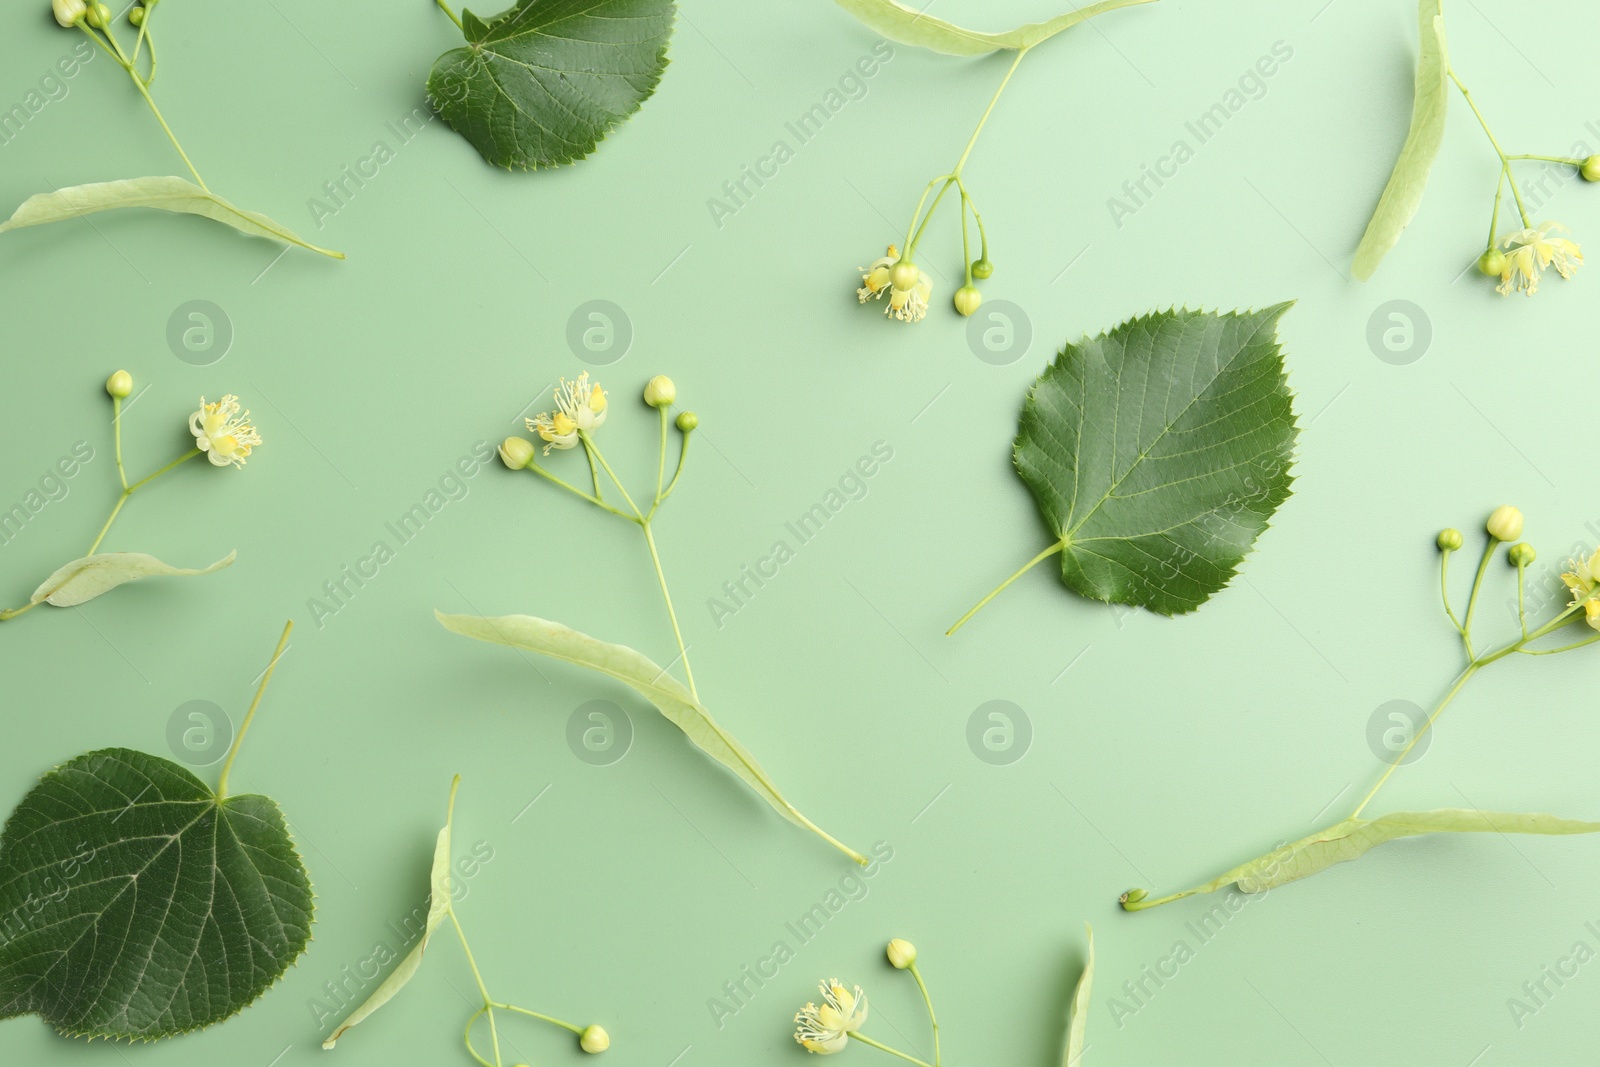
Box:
[832, 0, 1156, 56]
[0, 748, 313, 1040]
[0, 177, 344, 258]
[1064, 923, 1093, 1067]
[1125, 809, 1600, 910]
[952, 306, 1299, 629]
[323, 777, 459, 1050]
[426, 0, 676, 170]
[1352, 0, 1449, 280]
[435, 611, 867, 865]
[28, 550, 236, 609]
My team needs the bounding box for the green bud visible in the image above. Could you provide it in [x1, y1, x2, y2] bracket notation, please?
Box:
[129, 4, 144, 24]
[1582, 155, 1600, 183]
[953, 285, 982, 317]
[675, 411, 698, 433]
[886, 938, 917, 969]
[1486, 504, 1523, 542]
[87, 1, 110, 25]
[498, 436, 534, 470]
[971, 258, 993, 280]
[1477, 248, 1506, 276]
[643, 375, 676, 408]
[1508, 542, 1537, 567]
[105, 370, 133, 399]
[579, 1025, 610, 1054]
[1120, 888, 1148, 908]
[1436, 528, 1463, 552]
[888, 260, 920, 292]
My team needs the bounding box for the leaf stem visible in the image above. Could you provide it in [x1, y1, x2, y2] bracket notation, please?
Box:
[436, 0, 464, 30]
[946, 540, 1065, 635]
[216, 620, 293, 800]
[1349, 663, 1477, 818]
[848, 1032, 933, 1067]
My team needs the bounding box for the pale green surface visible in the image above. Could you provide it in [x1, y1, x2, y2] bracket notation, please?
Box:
[1, 1, 1598, 1065]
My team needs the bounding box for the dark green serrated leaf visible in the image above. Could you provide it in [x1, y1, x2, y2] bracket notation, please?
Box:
[1014, 305, 1299, 615]
[427, 0, 676, 170]
[0, 749, 312, 1041]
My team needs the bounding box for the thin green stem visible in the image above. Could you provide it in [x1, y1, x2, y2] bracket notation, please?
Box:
[946, 540, 1065, 636]
[953, 47, 1028, 176]
[1516, 564, 1529, 639]
[86, 493, 128, 556]
[1521, 632, 1600, 655]
[908, 963, 940, 1067]
[958, 187, 973, 285]
[216, 621, 293, 799]
[1350, 663, 1478, 818]
[1440, 549, 1463, 633]
[112, 396, 128, 490]
[463, 1009, 497, 1067]
[1460, 537, 1499, 659]
[906, 179, 957, 260]
[1486, 165, 1505, 248]
[1507, 154, 1585, 164]
[451, 913, 503, 1067]
[655, 407, 669, 505]
[1450, 69, 1530, 226]
[127, 448, 201, 493]
[642, 521, 698, 701]
[525, 462, 633, 521]
[956, 176, 988, 263]
[489, 1001, 583, 1035]
[900, 176, 949, 256]
[436, 0, 464, 29]
[661, 431, 691, 502]
[848, 1032, 933, 1067]
[581, 434, 644, 520]
[1121, 886, 1203, 912]
[583, 439, 604, 501]
[126, 65, 207, 190]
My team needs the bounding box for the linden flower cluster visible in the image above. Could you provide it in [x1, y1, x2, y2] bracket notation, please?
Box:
[1, 371, 257, 622]
[1479, 220, 1586, 297]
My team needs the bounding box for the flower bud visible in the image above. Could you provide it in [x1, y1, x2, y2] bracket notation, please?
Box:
[643, 375, 676, 408]
[580, 1025, 610, 1054]
[1477, 248, 1506, 276]
[888, 260, 921, 292]
[105, 370, 133, 399]
[1486, 505, 1523, 542]
[52, 0, 86, 25]
[675, 411, 698, 433]
[971, 258, 993, 280]
[953, 285, 982, 316]
[1508, 542, 1537, 567]
[1120, 888, 1148, 908]
[129, 3, 144, 24]
[1436, 528, 1462, 551]
[1582, 156, 1600, 183]
[886, 939, 916, 969]
[85, 1, 109, 26]
[498, 436, 534, 470]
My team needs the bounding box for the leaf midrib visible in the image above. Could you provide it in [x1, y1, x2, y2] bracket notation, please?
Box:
[1058, 319, 1264, 545]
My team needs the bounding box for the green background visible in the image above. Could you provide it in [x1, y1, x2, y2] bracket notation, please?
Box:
[2, 0, 1597, 1064]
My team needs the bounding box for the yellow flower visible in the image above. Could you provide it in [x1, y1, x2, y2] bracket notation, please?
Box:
[1497, 221, 1583, 295]
[1562, 548, 1600, 627]
[527, 372, 607, 453]
[886, 268, 933, 323]
[857, 246, 899, 303]
[189, 395, 261, 468]
[794, 980, 868, 1055]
